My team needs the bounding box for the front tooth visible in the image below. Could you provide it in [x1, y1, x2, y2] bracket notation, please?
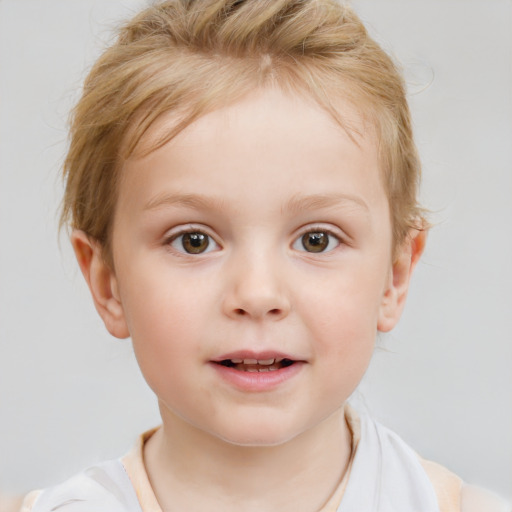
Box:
[243, 359, 258, 365]
[257, 358, 275, 365]
[258, 368, 270, 372]
[246, 368, 258, 372]
[231, 358, 243, 364]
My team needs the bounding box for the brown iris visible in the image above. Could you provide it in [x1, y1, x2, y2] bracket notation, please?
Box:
[182, 232, 209, 253]
[301, 232, 329, 252]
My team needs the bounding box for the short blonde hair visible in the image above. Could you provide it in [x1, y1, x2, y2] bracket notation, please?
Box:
[62, 0, 425, 262]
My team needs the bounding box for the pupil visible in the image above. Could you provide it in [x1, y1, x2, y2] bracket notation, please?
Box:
[183, 232, 208, 253]
[302, 232, 328, 253]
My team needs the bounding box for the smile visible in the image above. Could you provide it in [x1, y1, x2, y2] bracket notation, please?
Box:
[217, 358, 295, 372]
[210, 352, 304, 392]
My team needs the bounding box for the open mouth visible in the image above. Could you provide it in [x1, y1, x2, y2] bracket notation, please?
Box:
[216, 358, 295, 372]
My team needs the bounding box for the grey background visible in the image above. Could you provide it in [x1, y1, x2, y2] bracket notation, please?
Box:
[1, 0, 511, 501]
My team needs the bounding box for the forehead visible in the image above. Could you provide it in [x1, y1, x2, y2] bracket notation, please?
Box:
[128, 85, 378, 161]
[117, 87, 387, 221]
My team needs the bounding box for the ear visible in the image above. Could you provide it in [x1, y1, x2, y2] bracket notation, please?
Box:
[377, 228, 427, 332]
[71, 230, 130, 339]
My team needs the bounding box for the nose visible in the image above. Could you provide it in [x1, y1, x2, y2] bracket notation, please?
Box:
[222, 251, 291, 321]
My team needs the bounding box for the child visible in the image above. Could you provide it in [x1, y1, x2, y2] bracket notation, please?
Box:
[20, 1, 510, 511]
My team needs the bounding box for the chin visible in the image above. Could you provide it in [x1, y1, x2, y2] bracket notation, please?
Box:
[218, 433, 297, 448]
[210, 419, 305, 448]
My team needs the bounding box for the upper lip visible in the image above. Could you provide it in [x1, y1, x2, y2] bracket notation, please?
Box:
[211, 350, 304, 363]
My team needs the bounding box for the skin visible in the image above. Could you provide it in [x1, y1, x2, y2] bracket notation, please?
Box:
[72, 87, 425, 512]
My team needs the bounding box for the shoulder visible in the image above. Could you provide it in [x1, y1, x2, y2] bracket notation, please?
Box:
[419, 458, 462, 512]
[0, 492, 25, 512]
[20, 490, 41, 512]
[19, 459, 142, 512]
[420, 457, 511, 512]
[460, 484, 511, 512]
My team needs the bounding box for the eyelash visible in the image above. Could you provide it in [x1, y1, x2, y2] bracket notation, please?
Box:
[166, 227, 220, 255]
[292, 227, 342, 254]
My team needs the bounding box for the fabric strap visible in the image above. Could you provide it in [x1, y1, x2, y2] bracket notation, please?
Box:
[31, 459, 142, 512]
[337, 413, 441, 512]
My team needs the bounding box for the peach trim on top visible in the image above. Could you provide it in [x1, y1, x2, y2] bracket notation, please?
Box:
[121, 427, 162, 512]
[420, 458, 462, 512]
[317, 405, 360, 512]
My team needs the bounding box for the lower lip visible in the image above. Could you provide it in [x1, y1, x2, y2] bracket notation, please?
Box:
[210, 362, 305, 392]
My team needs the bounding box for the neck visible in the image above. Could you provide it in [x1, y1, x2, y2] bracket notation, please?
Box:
[144, 405, 352, 512]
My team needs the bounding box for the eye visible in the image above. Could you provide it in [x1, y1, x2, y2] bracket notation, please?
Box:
[169, 231, 219, 254]
[293, 230, 340, 253]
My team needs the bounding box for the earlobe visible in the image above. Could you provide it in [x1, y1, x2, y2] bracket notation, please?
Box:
[377, 228, 427, 332]
[71, 230, 130, 339]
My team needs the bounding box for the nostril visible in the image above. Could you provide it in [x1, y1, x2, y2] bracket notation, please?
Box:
[268, 309, 281, 315]
[234, 308, 246, 316]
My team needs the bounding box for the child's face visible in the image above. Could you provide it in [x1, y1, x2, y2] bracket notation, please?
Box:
[77, 88, 419, 446]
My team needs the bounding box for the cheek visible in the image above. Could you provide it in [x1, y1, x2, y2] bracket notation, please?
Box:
[117, 268, 213, 378]
[295, 265, 385, 375]
[298, 266, 386, 335]
[120, 260, 213, 332]
[308, 298, 377, 404]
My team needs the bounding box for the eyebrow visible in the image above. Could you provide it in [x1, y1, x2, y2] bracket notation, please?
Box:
[282, 193, 369, 216]
[143, 193, 227, 212]
[143, 192, 369, 216]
